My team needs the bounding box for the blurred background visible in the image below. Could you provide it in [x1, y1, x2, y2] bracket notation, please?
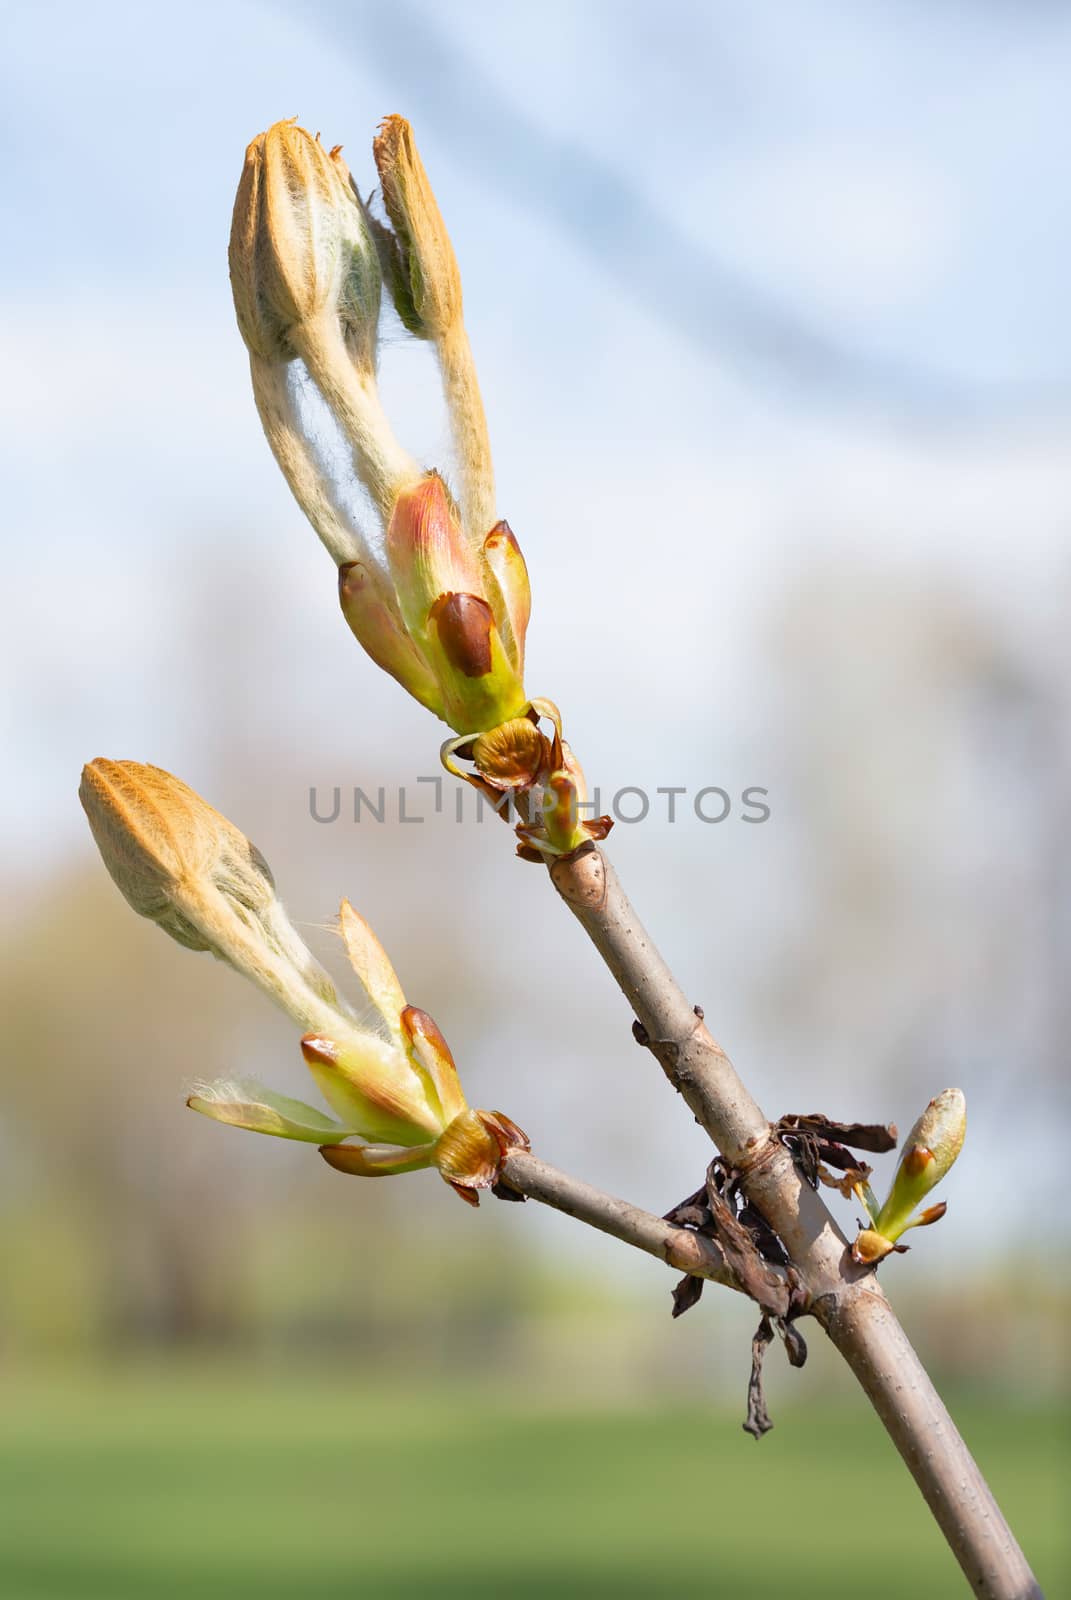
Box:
[2, 1, 1068, 1594]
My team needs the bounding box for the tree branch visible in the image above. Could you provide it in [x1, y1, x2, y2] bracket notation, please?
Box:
[548, 844, 1042, 1600]
[497, 1148, 779, 1299]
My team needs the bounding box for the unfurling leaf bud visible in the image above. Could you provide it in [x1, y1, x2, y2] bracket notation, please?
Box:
[82, 760, 526, 1195]
[227, 113, 587, 849]
[384, 474, 527, 734]
[851, 1089, 966, 1266]
[185, 913, 465, 1156]
[229, 118, 382, 369]
[372, 115, 461, 341]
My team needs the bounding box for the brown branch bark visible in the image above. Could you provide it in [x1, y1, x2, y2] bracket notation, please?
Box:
[498, 1148, 785, 1298]
[548, 844, 1042, 1600]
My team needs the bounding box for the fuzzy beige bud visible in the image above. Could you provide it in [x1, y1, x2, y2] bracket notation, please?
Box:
[372, 115, 461, 341]
[79, 759, 340, 1030]
[79, 759, 273, 951]
[229, 118, 381, 369]
[372, 116, 496, 542]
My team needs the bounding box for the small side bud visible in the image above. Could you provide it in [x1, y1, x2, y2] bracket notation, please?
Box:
[511, 741, 613, 861]
[544, 770, 585, 854]
[852, 1089, 966, 1266]
[874, 1088, 966, 1242]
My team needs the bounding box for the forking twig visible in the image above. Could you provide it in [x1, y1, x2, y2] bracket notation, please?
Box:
[547, 845, 1041, 1599]
[496, 1149, 755, 1297]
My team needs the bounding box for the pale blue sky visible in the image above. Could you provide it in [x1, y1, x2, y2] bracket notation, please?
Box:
[5, 0, 1071, 859]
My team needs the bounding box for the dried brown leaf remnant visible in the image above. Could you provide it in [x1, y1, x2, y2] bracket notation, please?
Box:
[665, 1158, 807, 1438]
[776, 1111, 898, 1196]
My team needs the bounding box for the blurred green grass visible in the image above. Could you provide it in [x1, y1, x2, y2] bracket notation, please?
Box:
[0, 1369, 1064, 1598]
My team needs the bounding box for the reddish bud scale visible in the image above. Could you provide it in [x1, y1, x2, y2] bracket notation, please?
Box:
[470, 718, 549, 791]
[378, 474, 527, 734]
[430, 592, 495, 678]
[433, 1108, 531, 1204]
[902, 1146, 935, 1179]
